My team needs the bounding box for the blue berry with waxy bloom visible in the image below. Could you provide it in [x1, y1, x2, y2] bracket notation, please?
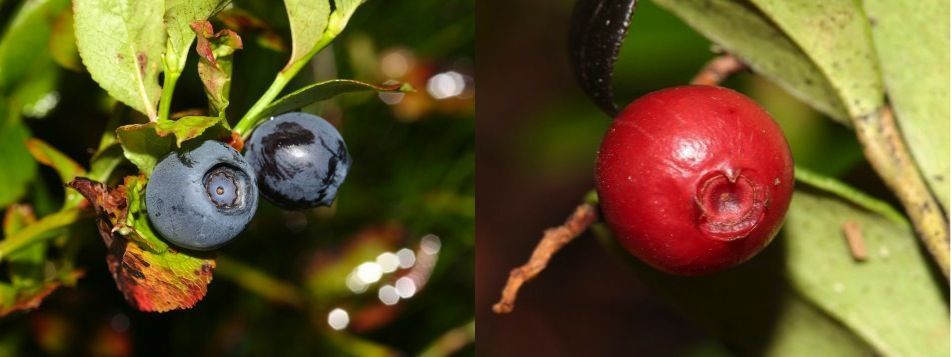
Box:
[244, 112, 351, 209]
[145, 140, 258, 251]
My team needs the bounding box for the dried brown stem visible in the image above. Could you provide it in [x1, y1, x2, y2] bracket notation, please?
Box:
[852, 107, 950, 278]
[841, 221, 868, 262]
[691, 53, 746, 86]
[493, 204, 598, 314]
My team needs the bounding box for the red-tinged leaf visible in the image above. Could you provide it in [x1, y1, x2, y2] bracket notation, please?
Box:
[106, 239, 215, 312]
[0, 270, 84, 317]
[67, 176, 217, 312]
[67, 178, 126, 247]
[191, 21, 217, 66]
[191, 20, 242, 117]
[215, 9, 287, 52]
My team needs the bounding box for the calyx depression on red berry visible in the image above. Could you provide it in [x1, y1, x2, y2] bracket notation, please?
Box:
[596, 85, 794, 275]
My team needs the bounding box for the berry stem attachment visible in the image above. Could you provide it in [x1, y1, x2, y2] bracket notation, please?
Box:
[493, 203, 598, 314]
[691, 53, 745, 86]
[234, 32, 336, 138]
[158, 70, 181, 122]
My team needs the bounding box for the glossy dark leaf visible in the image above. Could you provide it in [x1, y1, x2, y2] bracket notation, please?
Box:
[568, 0, 637, 117]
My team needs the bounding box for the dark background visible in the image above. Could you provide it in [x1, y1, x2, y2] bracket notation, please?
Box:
[475, 0, 868, 355]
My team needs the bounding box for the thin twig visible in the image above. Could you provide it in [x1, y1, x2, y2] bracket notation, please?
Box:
[691, 53, 746, 86]
[419, 320, 475, 357]
[493, 204, 598, 314]
[852, 106, 950, 278]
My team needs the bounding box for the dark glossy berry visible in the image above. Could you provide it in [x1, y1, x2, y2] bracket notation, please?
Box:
[146, 140, 258, 250]
[595, 85, 794, 275]
[244, 112, 351, 209]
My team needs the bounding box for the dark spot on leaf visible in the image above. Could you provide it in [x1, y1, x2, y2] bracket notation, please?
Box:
[136, 52, 148, 76]
[122, 262, 146, 280]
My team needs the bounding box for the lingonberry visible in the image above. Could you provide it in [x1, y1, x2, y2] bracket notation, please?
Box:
[595, 85, 794, 275]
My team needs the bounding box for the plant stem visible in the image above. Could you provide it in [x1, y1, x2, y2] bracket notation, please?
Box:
[419, 320, 476, 357]
[794, 166, 908, 227]
[0, 209, 84, 262]
[851, 106, 950, 278]
[158, 71, 180, 121]
[691, 53, 745, 86]
[214, 254, 305, 307]
[234, 32, 336, 137]
[493, 203, 598, 314]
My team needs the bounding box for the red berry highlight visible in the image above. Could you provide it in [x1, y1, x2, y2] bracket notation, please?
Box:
[595, 85, 794, 275]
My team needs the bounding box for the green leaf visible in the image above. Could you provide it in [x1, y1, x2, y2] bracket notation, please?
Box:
[863, 0, 950, 212]
[48, 7, 81, 71]
[0, 0, 70, 92]
[73, 0, 165, 120]
[652, 0, 850, 123]
[88, 143, 125, 183]
[3, 205, 44, 288]
[11, 62, 60, 119]
[283, 0, 331, 69]
[163, 0, 230, 75]
[118, 175, 167, 253]
[747, 0, 883, 118]
[192, 21, 243, 116]
[0, 117, 38, 209]
[259, 79, 411, 120]
[117, 119, 232, 175]
[783, 191, 949, 356]
[115, 123, 175, 176]
[592, 221, 875, 356]
[155, 116, 230, 147]
[25, 138, 86, 207]
[327, 0, 365, 35]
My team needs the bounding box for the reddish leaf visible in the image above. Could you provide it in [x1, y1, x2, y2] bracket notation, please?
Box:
[67, 177, 216, 312]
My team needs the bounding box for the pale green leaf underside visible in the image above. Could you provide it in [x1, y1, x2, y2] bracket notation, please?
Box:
[652, 0, 850, 123]
[863, 0, 950, 212]
[749, 0, 884, 118]
[164, 0, 230, 73]
[74, 0, 165, 119]
[328, 0, 365, 34]
[283, 0, 331, 68]
[784, 192, 949, 357]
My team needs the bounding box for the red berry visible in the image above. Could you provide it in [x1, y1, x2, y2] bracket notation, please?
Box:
[595, 85, 794, 275]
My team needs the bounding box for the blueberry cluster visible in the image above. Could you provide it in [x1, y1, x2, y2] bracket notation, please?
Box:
[145, 113, 351, 250]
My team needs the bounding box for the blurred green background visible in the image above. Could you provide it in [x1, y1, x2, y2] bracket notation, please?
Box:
[475, 0, 890, 355]
[0, 0, 474, 355]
